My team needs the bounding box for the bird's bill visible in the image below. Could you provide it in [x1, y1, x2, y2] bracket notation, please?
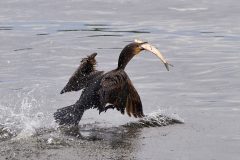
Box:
[134, 39, 173, 71]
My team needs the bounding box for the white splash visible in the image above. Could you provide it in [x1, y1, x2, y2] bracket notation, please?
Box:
[124, 109, 184, 128]
[47, 137, 54, 144]
[1, 95, 45, 140]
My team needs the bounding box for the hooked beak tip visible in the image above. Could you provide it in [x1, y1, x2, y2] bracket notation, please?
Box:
[141, 42, 148, 45]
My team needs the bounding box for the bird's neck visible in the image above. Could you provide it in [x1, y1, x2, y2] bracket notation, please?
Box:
[117, 50, 135, 70]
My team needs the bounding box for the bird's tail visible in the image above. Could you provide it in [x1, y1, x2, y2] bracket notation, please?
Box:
[54, 104, 84, 126]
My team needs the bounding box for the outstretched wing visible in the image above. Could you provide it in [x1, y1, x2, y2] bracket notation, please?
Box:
[99, 70, 144, 118]
[61, 53, 103, 94]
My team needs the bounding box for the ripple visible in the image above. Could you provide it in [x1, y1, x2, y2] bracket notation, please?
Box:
[36, 33, 49, 36]
[84, 23, 109, 27]
[0, 26, 13, 30]
[57, 26, 150, 34]
[200, 31, 215, 34]
[87, 34, 122, 37]
[97, 47, 122, 50]
[57, 29, 82, 32]
[14, 48, 33, 52]
[168, 7, 208, 12]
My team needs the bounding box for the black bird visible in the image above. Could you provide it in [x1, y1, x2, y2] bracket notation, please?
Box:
[54, 39, 172, 126]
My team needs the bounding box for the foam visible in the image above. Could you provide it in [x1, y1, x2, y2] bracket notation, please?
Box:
[123, 109, 184, 128]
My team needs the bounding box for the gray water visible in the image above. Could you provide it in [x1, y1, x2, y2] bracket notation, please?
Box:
[0, 0, 240, 159]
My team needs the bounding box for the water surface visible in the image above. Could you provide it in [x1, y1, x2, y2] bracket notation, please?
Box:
[0, 0, 240, 160]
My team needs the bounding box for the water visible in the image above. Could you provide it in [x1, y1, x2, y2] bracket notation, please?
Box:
[0, 0, 240, 159]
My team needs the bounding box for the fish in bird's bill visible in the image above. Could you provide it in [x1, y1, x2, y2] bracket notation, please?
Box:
[134, 39, 173, 71]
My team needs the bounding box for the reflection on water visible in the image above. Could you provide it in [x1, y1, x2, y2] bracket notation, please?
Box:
[0, 126, 140, 160]
[0, 122, 140, 159]
[1, 111, 181, 160]
[0, 111, 183, 159]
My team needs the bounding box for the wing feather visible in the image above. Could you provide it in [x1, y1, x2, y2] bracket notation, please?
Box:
[99, 70, 144, 118]
[61, 53, 103, 94]
[126, 80, 144, 118]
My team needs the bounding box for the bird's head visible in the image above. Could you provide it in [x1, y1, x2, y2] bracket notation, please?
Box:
[121, 41, 147, 56]
[80, 52, 97, 73]
[118, 39, 172, 70]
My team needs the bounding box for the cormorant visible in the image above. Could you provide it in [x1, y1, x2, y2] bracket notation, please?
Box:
[54, 39, 172, 126]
